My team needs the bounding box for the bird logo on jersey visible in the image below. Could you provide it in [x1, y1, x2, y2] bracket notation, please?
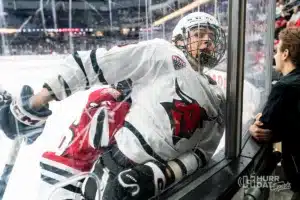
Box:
[161, 78, 215, 145]
[172, 55, 186, 70]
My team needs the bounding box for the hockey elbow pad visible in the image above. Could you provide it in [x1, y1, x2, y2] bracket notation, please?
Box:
[166, 149, 207, 185]
[4, 85, 51, 144]
[115, 150, 207, 199]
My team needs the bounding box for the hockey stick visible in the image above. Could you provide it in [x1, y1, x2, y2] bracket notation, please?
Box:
[0, 116, 24, 200]
[0, 136, 23, 200]
[0, 120, 44, 200]
[48, 172, 102, 200]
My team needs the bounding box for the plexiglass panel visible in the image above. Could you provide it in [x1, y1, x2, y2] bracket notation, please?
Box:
[242, 0, 273, 135]
[0, 0, 230, 200]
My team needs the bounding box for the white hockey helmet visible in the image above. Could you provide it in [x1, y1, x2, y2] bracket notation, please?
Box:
[172, 12, 226, 69]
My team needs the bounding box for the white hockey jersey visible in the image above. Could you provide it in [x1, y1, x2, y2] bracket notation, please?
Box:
[43, 38, 225, 165]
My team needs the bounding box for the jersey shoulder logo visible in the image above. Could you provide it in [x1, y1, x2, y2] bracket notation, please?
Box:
[160, 78, 215, 145]
[172, 55, 186, 70]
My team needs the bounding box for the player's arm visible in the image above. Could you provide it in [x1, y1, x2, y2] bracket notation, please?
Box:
[112, 147, 207, 200]
[31, 40, 159, 109]
[257, 83, 286, 142]
[0, 85, 51, 144]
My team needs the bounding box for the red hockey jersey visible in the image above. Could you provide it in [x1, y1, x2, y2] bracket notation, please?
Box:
[39, 87, 130, 198]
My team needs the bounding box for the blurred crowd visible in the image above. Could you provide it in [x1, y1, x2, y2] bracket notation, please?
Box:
[8, 34, 140, 55]
[275, 0, 300, 46]
[0, 0, 296, 60]
[0, 0, 225, 55]
[1, 0, 193, 55]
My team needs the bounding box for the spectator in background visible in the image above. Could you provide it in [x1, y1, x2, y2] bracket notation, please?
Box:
[250, 27, 300, 200]
[276, 0, 286, 17]
[275, 1, 290, 39]
[275, 14, 288, 39]
[287, 6, 300, 27]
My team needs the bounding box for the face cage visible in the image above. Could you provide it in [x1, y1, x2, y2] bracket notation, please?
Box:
[174, 23, 226, 70]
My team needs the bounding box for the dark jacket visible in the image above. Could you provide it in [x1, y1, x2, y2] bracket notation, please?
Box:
[260, 68, 300, 192]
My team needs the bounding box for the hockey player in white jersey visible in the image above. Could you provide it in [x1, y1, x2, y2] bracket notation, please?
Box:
[0, 12, 226, 199]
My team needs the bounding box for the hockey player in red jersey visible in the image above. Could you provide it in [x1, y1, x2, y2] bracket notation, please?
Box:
[0, 12, 227, 200]
[39, 85, 131, 199]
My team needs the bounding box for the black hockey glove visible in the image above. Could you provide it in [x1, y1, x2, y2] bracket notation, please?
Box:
[0, 85, 51, 144]
[0, 88, 12, 107]
[112, 79, 132, 103]
[0, 88, 15, 140]
[17, 85, 52, 119]
[111, 161, 168, 200]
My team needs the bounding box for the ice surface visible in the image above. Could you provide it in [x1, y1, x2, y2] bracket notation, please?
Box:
[0, 55, 225, 200]
[0, 55, 105, 200]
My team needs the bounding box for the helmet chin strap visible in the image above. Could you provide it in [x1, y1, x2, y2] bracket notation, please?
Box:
[185, 53, 203, 74]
